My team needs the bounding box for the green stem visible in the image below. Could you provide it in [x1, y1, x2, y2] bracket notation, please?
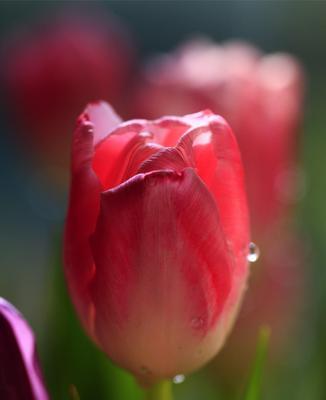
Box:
[146, 380, 173, 400]
[243, 326, 270, 400]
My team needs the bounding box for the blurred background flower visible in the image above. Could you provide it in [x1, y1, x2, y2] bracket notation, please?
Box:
[0, 1, 325, 399]
[2, 9, 134, 189]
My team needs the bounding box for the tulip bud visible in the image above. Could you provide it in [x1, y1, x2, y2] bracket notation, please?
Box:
[0, 298, 48, 400]
[64, 101, 250, 385]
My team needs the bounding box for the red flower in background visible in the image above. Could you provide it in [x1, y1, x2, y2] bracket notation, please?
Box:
[132, 39, 304, 239]
[64, 101, 250, 385]
[0, 298, 48, 400]
[131, 39, 305, 377]
[2, 11, 134, 181]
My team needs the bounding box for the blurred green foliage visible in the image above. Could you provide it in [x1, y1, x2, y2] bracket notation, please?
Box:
[243, 327, 270, 400]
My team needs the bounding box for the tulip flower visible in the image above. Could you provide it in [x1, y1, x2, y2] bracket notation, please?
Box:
[2, 11, 134, 185]
[0, 297, 48, 400]
[64, 101, 250, 386]
[132, 39, 304, 239]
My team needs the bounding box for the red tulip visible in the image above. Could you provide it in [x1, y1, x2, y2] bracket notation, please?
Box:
[2, 12, 134, 182]
[132, 39, 304, 238]
[0, 298, 48, 400]
[64, 101, 250, 385]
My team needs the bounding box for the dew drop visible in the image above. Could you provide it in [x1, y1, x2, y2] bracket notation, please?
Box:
[191, 317, 204, 329]
[247, 242, 260, 263]
[173, 374, 185, 384]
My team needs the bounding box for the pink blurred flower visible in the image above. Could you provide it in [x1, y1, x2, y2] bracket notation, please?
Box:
[64, 101, 250, 385]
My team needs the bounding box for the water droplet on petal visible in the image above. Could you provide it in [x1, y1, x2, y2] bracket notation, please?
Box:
[247, 242, 260, 263]
[173, 374, 185, 384]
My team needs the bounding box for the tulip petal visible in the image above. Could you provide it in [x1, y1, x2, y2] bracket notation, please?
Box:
[91, 116, 189, 190]
[85, 101, 122, 145]
[178, 114, 249, 275]
[92, 129, 159, 190]
[133, 111, 249, 280]
[136, 111, 249, 321]
[65, 117, 102, 329]
[0, 298, 48, 400]
[145, 117, 190, 147]
[65, 103, 123, 330]
[137, 146, 189, 174]
[89, 168, 232, 380]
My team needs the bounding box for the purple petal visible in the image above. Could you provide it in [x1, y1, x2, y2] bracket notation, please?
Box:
[0, 298, 49, 400]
